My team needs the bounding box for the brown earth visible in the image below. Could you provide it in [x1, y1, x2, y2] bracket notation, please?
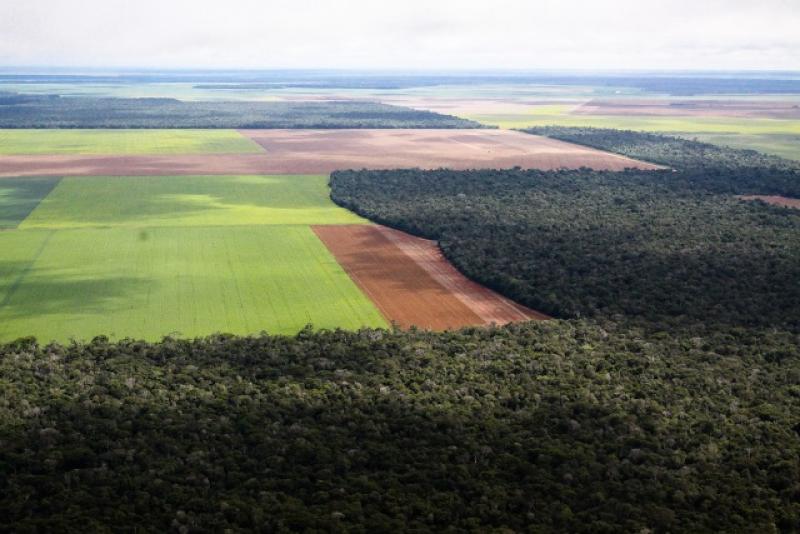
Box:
[312, 224, 547, 331]
[737, 195, 800, 209]
[0, 129, 660, 177]
[573, 99, 800, 119]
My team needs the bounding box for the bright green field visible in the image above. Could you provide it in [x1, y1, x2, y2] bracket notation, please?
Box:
[0, 174, 387, 342]
[0, 129, 263, 155]
[22, 175, 367, 228]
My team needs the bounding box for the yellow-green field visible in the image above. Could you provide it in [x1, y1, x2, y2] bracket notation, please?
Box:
[0, 129, 263, 154]
[461, 105, 800, 160]
[0, 174, 387, 342]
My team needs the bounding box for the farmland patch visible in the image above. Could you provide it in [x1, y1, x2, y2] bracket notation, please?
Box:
[22, 175, 366, 228]
[0, 225, 387, 342]
[312, 224, 545, 330]
[0, 129, 263, 155]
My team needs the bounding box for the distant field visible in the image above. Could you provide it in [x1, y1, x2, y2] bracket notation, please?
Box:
[677, 133, 800, 161]
[467, 111, 800, 134]
[0, 174, 386, 342]
[0, 129, 263, 155]
[22, 175, 366, 228]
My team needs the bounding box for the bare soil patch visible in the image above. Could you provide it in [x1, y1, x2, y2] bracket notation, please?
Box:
[0, 129, 658, 177]
[737, 195, 800, 209]
[312, 224, 546, 330]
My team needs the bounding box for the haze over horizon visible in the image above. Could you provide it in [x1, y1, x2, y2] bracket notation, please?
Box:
[1, 0, 798, 71]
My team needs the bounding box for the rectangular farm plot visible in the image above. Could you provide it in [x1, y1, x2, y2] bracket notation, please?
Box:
[0, 177, 61, 228]
[0, 129, 263, 155]
[22, 175, 367, 228]
[312, 224, 547, 330]
[0, 225, 387, 342]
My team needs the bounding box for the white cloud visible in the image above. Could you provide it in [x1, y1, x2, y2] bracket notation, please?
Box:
[0, 0, 797, 70]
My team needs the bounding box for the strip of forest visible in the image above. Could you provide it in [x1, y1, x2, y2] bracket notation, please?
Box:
[0, 92, 481, 128]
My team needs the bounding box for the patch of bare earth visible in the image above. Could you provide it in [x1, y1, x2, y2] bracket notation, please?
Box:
[737, 195, 800, 209]
[312, 224, 547, 331]
[0, 129, 659, 177]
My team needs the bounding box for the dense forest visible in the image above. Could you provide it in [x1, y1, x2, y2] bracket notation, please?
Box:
[2, 322, 799, 532]
[331, 166, 800, 329]
[0, 93, 480, 128]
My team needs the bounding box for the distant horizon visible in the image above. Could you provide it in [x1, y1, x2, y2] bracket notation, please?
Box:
[2, 1, 798, 71]
[2, 67, 800, 77]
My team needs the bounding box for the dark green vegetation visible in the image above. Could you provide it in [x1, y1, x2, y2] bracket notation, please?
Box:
[526, 126, 800, 196]
[0, 93, 480, 128]
[2, 322, 799, 532]
[0, 177, 61, 228]
[331, 131, 800, 328]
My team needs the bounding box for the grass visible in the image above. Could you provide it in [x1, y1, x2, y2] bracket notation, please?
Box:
[22, 175, 368, 228]
[0, 177, 61, 228]
[0, 174, 386, 342]
[0, 226, 387, 342]
[0, 129, 263, 155]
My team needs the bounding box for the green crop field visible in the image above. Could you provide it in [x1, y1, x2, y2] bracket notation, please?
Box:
[22, 175, 367, 228]
[0, 174, 386, 342]
[0, 129, 263, 154]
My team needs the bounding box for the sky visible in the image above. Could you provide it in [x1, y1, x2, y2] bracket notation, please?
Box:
[1, 0, 798, 71]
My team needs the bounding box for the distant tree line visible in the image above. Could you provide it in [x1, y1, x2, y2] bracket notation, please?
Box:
[0, 93, 483, 129]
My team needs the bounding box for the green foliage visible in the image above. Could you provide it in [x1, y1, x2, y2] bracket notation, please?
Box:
[0, 94, 481, 129]
[1, 322, 798, 532]
[331, 167, 800, 329]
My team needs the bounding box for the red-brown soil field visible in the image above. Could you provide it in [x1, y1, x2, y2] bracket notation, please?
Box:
[0, 129, 659, 177]
[312, 224, 547, 330]
[738, 195, 800, 209]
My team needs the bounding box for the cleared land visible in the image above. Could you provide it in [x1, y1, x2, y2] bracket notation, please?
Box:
[21, 175, 366, 228]
[0, 226, 387, 342]
[0, 129, 263, 155]
[0, 174, 387, 342]
[313, 224, 545, 330]
[0, 129, 660, 176]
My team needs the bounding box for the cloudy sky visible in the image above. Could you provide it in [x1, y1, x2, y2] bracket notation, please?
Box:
[1, 0, 798, 70]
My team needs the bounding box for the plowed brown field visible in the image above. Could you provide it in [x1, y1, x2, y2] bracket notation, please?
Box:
[312, 224, 547, 330]
[0, 129, 659, 177]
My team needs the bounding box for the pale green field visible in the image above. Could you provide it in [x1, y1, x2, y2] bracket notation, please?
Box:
[22, 175, 366, 228]
[0, 174, 386, 342]
[0, 129, 263, 155]
[675, 133, 800, 161]
[466, 111, 800, 135]
[0, 226, 386, 341]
